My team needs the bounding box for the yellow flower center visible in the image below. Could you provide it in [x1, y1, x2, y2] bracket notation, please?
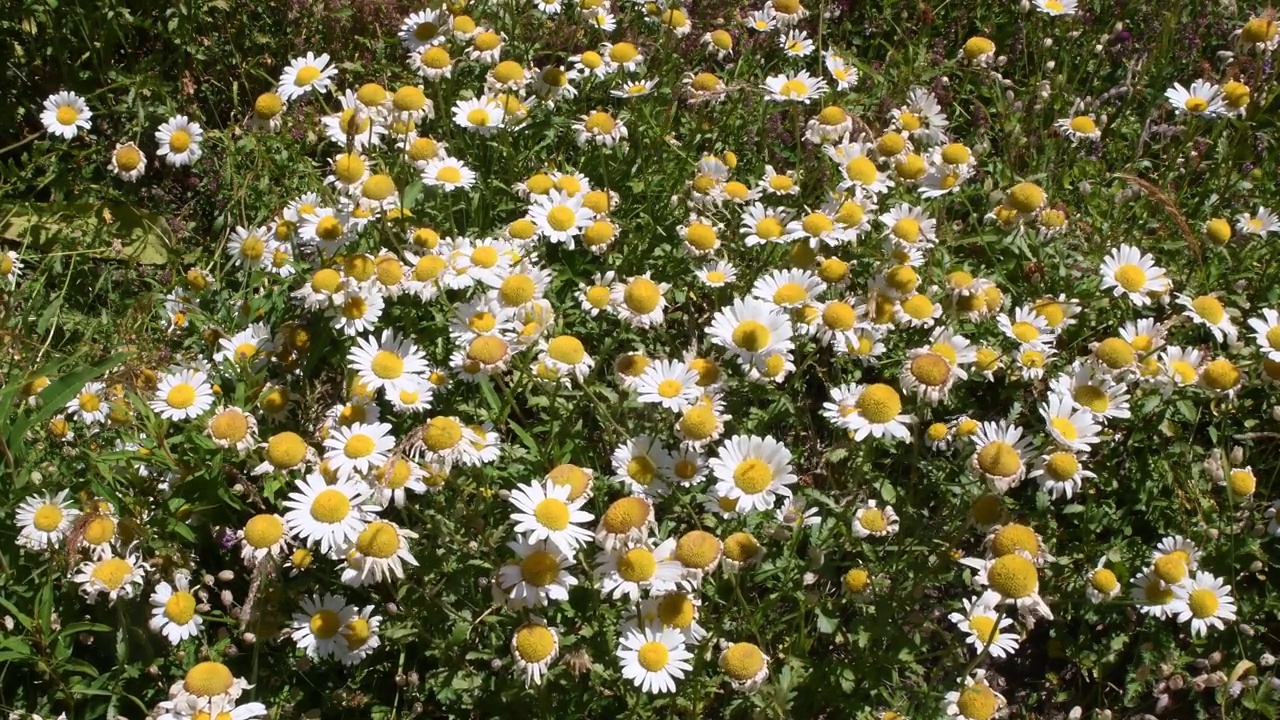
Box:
[858, 507, 888, 533]
[184, 662, 234, 697]
[583, 221, 615, 247]
[310, 489, 351, 524]
[585, 285, 612, 308]
[941, 143, 972, 165]
[732, 320, 771, 351]
[114, 145, 142, 171]
[895, 154, 926, 179]
[618, 547, 658, 582]
[977, 441, 1021, 477]
[1187, 588, 1220, 618]
[515, 624, 556, 662]
[1090, 567, 1118, 594]
[33, 503, 63, 532]
[844, 156, 878, 185]
[167, 130, 192, 153]
[901, 294, 935, 320]
[601, 496, 650, 533]
[686, 222, 717, 250]
[309, 608, 341, 639]
[266, 431, 306, 469]
[164, 591, 197, 624]
[243, 514, 284, 548]
[467, 336, 508, 365]
[1191, 295, 1225, 324]
[584, 111, 616, 134]
[1010, 321, 1040, 343]
[779, 79, 810, 97]
[721, 643, 765, 680]
[626, 454, 659, 485]
[637, 641, 669, 671]
[1201, 358, 1240, 390]
[1184, 97, 1208, 113]
[609, 42, 638, 63]
[1006, 182, 1045, 213]
[909, 353, 950, 386]
[624, 278, 661, 313]
[987, 554, 1037, 598]
[354, 521, 400, 559]
[333, 153, 366, 184]
[1095, 337, 1134, 368]
[723, 532, 759, 562]
[435, 165, 463, 184]
[56, 105, 79, 125]
[492, 60, 525, 84]
[885, 265, 919, 295]
[91, 557, 132, 590]
[990, 524, 1039, 557]
[970, 494, 1003, 524]
[964, 36, 995, 58]
[897, 111, 921, 131]
[843, 568, 870, 594]
[520, 550, 561, 586]
[1228, 468, 1256, 495]
[855, 384, 902, 423]
[732, 458, 773, 494]
[1152, 554, 1188, 584]
[956, 683, 999, 720]
[876, 131, 905, 156]
[1068, 116, 1097, 135]
[674, 530, 720, 568]
[165, 383, 196, 410]
[1243, 16, 1279, 43]
[1044, 451, 1079, 480]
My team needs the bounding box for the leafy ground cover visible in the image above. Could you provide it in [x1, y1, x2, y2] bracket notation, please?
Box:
[1, 0, 1280, 718]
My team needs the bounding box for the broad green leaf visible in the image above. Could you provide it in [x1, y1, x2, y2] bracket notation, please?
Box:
[0, 201, 172, 264]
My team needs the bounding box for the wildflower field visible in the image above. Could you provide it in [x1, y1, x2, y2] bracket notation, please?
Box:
[4, 0, 1280, 717]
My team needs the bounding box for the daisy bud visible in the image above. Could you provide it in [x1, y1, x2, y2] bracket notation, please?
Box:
[395, 673, 407, 687]
[386, 602, 400, 615]
[807, 546, 824, 568]
[1207, 671, 1227, 687]
[1042, 38, 1053, 48]
[1154, 694, 1170, 713]
[1193, 658, 1210, 669]
[196, 603, 212, 613]
[1260, 653, 1275, 667]
[232, 483, 247, 495]
[225, 644, 239, 657]
[489, 658, 503, 671]
[1167, 674, 1184, 691]
[1208, 651, 1224, 667]
[1046, 61, 1056, 71]
[217, 570, 235, 583]
[1254, 561, 1267, 572]
[30, 471, 43, 484]
[1078, 180, 1092, 194]
[406, 671, 420, 686]
[49, 612, 60, 632]
[219, 589, 233, 608]
[175, 650, 186, 662]
[997, 55, 1008, 66]
[147, 664, 161, 678]
[1270, 406, 1280, 421]
[242, 632, 256, 645]
[1069, 29, 1082, 38]
[1240, 623, 1255, 637]
[1068, 707, 1083, 720]
[1005, 90, 1015, 102]
[1, 616, 11, 632]
[203, 573, 215, 587]
[940, 76, 950, 85]
[1097, 711, 1112, 720]
[497, 489, 511, 500]
[1019, 0, 1029, 11]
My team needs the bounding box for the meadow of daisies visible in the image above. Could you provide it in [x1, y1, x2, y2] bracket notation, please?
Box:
[3, 0, 1280, 717]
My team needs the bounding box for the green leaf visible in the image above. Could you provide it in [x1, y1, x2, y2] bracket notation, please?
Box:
[0, 595, 34, 630]
[0, 201, 172, 264]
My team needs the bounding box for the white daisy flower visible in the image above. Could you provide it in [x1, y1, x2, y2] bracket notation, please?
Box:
[1041, 393, 1101, 452]
[509, 479, 595, 554]
[277, 52, 338, 101]
[709, 435, 796, 514]
[237, 513, 290, 568]
[281, 474, 378, 558]
[611, 435, 672, 498]
[969, 420, 1034, 493]
[510, 617, 560, 687]
[291, 593, 357, 659]
[66, 380, 109, 424]
[1098, 244, 1171, 305]
[1247, 308, 1280, 361]
[149, 367, 214, 421]
[14, 489, 79, 552]
[948, 592, 1020, 659]
[634, 359, 702, 412]
[1165, 79, 1226, 118]
[339, 520, 419, 587]
[496, 539, 579, 609]
[617, 625, 693, 694]
[1177, 293, 1237, 344]
[73, 551, 146, 605]
[348, 329, 429, 398]
[40, 90, 92, 139]
[323, 421, 394, 481]
[108, 141, 147, 181]
[707, 297, 795, 370]
[337, 605, 383, 666]
[148, 572, 203, 645]
[763, 70, 829, 103]
[155, 115, 204, 167]
[595, 538, 684, 602]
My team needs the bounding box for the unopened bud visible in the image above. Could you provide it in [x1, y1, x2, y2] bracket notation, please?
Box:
[217, 570, 235, 583]
[1043, 37, 1053, 48]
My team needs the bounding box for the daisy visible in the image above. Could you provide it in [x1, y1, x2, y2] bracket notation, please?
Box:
[339, 520, 419, 587]
[328, 282, 385, 336]
[1172, 568, 1239, 635]
[452, 97, 506, 135]
[600, 41, 644, 73]
[237, 513, 290, 567]
[891, 87, 949, 146]
[763, 70, 828, 103]
[780, 29, 814, 57]
[1247, 308, 1280, 361]
[574, 110, 627, 147]
[148, 573, 203, 644]
[617, 626, 693, 694]
[1200, 356, 1243, 397]
[40, 90, 92, 139]
[323, 422, 394, 480]
[282, 474, 377, 558]
[155, 115, 204, 167]
[611, 435, 672, 498]
[164, 661, 251, 717]
[1236, 206, 1279, 236]
[878, 203, 936, 249]
[719, 642, 770, 693]
[398, 8, 446, 50]
[1041, 394, 1101, 452]
[321, 90, 386, 149]
[338, 605, 383, 666]
[529, 190, 593, 246]
[944, 670, 1008, 720]
[412, 415, 481, 467]
[743, 7, 777, 31]
[511, 618, 560, 687]
[157, 702, 267, 720]
[496, 539, 579, 609]
[1034, 0, 1077, 14]
[67, 380, 108, 424]
[1166, 80, 1226, 118]
[596, 538, 683, 601]
[959, 552, 1053, 619]
[840, 383, 915, 442]
[1178, 294, 1237, 343]
[949, 593, 1020, 659]
[961, 36, 996, 65]
[595, 496, 656, 551]
[900, 348, 958, 405]
[1052, 364, 1132, 421]
[999, 306, 1057, 350]
[277, 52, 338, 101]
[1098, 244, 1170, 305]
[1130, 570, 1177, 619]
[108, 141, 147, 181]
[612, 274, 671, 329]
[709, 435, 796, 514]
[851, 499, 899, 537]
[633, 359, 701, 412]
[14, 489, 79, 551]
[246, 90, 286, 132]
[291, 593, 357, 659]
[969, 420, 1034, 493]
[1085, 557, 1121, 603]
[1056, 114, 1101, 143]
[73, 551, 146, 604]
[675, 396, 729, 449]
[707, 297, 794, 369]
[824, 51, 858, 90]
[348, 330, 428, 397]
[612, 77, 656, 98]
[420, 155, 476, 194]
[509, 479, 595, 554]
[149, 367, 214, 421]
[696, 261, 738, 288]
[1030, 450, 1095, 500]
[740, 203, 795, 246]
